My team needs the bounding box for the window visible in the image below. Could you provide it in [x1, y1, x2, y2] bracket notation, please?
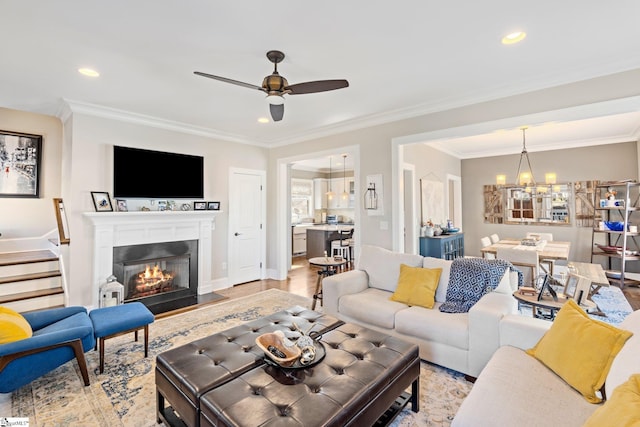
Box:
[291, 179, 314, 222]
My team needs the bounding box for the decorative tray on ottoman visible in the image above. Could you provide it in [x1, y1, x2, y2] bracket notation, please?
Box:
[256, 332, 326, 370]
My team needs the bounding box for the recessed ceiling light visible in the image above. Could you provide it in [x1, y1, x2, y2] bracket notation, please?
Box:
[258, 117, 269, 124]
[502, 31, 526, 45]
[78, 68, 100, 77]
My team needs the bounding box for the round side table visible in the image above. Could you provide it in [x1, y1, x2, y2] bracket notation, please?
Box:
[308, 256, 347, 310]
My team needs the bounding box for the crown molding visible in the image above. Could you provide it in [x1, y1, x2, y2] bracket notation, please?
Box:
[60, 99, 269, 147]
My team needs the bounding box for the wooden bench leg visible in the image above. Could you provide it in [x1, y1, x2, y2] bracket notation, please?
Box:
[99, 337, 105, 374]
[144, 324, 149, 358]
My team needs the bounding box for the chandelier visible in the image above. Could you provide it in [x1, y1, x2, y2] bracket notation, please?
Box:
[496, 127, 556, 189]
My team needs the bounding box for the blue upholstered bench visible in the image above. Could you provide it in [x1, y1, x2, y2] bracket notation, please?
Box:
[89, 302, 155, 373]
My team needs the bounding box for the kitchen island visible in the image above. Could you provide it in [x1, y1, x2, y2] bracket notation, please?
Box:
[306, 224, 354, 259]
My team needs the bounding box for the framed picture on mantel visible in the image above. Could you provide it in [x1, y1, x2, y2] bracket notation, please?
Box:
[91, 191, 113, 212]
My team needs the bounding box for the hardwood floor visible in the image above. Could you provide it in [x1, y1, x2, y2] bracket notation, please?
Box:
[216, 256, 326, 301]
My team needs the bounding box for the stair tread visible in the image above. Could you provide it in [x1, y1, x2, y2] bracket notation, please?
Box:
[0, 287, 64, 304]
[0, 270, 62, 284]
[0, 250, 58, 267]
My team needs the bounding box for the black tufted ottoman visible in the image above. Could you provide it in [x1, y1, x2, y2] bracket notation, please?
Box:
[155, 306, 344, 427]
[199, 322, 420, 427]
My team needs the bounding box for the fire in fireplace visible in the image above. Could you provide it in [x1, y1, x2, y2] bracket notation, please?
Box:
[113, 240, 198, 313]
[127, 259, 181, 300]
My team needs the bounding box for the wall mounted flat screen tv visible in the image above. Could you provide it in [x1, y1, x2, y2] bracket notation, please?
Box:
[113, 146, 204, 199]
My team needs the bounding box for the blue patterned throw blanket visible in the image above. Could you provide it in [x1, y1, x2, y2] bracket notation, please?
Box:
[439, 258, 523, 313]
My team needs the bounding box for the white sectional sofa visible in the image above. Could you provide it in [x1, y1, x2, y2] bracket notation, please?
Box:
[452, 309, 640, 426]
[322, 245, 519, 378]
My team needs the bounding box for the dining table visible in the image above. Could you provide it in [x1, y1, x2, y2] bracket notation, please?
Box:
[480, 238, 571, 274]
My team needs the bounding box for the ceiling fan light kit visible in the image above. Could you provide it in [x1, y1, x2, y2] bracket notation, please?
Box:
[266, 94, 284, 105]
[194, 50, 348, 122]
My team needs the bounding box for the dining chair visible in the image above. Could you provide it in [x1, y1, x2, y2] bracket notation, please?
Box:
[490, 234, 500, 244]
[480, 236, 495, 259]
[496, 247, 539, 287]
[526, 232, 554, 273]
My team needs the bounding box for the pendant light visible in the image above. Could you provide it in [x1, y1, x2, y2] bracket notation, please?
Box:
[326, 156, 334, 200]
[341, 154, 349, 200]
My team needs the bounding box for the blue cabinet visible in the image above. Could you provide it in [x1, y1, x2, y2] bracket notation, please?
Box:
[420, 234, 464, 260]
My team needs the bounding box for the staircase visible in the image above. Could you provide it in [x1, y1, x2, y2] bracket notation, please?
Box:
[0, 248, 65, 312]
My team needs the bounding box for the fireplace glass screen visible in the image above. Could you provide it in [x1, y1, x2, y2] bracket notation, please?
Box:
[122, 255, 190, 300]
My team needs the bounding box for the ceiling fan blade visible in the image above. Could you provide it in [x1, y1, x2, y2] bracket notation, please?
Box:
[286, 79, 349, 95]
[194, 71, 264, 92]
[270, 104, 284, 122]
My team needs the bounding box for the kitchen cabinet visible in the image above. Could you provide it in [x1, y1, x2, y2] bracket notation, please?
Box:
[313, 178, 328, 209]
[292, 226, 308, 255]
[420, 233, 464, 260]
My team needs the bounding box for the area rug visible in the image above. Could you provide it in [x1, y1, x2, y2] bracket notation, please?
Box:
[1, 289, 472, 426]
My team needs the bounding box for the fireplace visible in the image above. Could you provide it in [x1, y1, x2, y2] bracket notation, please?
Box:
[84, 210, 220, 312]
[113, 240, 198, 313]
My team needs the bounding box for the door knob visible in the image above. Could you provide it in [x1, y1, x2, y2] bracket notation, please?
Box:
[234, 232, 242, 236]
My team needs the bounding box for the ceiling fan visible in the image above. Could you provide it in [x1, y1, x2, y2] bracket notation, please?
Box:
[194, 50, 349, 122]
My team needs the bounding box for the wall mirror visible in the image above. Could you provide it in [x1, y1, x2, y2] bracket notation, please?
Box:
[484, 183, 573, 226]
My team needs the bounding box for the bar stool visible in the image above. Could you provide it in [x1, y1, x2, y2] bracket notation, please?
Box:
[331, 229, 354, 268]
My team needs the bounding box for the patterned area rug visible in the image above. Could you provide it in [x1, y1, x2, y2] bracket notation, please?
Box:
[1, 289, 472, 426]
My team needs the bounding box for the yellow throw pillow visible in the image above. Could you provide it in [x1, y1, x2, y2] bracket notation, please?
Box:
[584, 374, 640, 426]
[526, 299, 633, 403]
[0, 306, 33, 344]
[390, 264, 442, 309]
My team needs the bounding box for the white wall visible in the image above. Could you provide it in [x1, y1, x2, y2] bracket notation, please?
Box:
[0, 108, 62, 239]
[62, 113, 268, 306]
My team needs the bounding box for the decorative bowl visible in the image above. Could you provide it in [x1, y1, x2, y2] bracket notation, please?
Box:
[255, 332, 301, 367]
[443, 227, 460, 234]
[604, 221, 625, 231]
[596, 244, 622, 254]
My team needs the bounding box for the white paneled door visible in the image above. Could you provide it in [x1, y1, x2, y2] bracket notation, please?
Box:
[228, 168, 266, 285]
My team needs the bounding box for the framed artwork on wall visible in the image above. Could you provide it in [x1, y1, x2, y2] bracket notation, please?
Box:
[91, 191, 113, 212]
[0, 130, 42, 198]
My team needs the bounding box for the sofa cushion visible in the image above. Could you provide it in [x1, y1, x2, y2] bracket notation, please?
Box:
[526, 299, 633, 403]
[395, 303, 469, 350]
[584, 374, 640, 427]
[339, 288, 406, 329]
[390, 264, 441, 309]
[357, 245, 423, 292]
[0, 306, 33, 344]
[604, 308, 640, 398]
[422, 257, 452, 303]
[452, 346, 597, 427]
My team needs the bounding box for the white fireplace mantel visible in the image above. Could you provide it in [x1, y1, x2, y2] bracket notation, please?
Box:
[83, 211, 220, 307]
